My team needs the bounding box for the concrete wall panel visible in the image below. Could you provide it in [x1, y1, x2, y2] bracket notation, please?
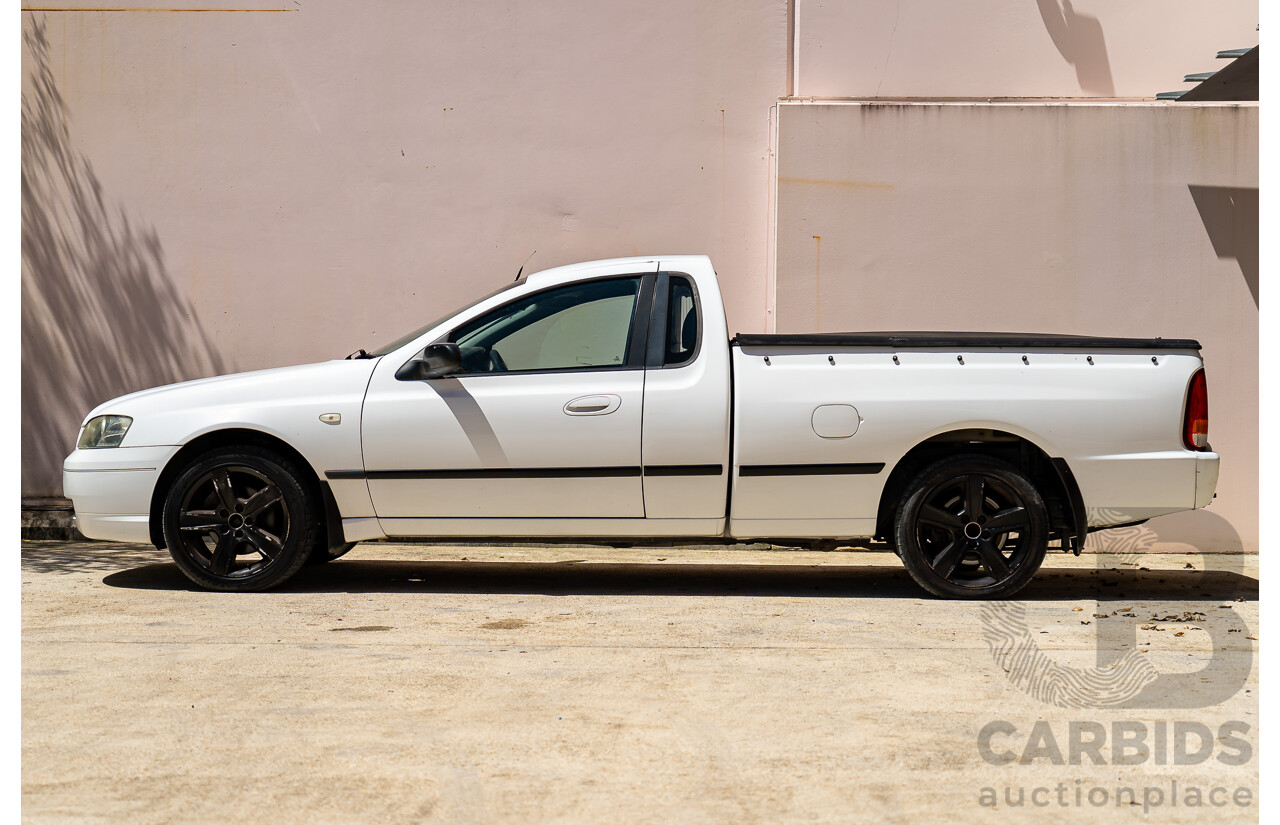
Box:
[20, 2, 788, 495]
[774, 100, 1258, 551]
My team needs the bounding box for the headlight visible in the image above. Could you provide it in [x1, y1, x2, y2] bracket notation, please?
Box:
[77, 415, 133, 449]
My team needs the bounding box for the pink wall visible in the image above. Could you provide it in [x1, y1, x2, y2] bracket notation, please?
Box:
[21, 2, 788, 495]
[22, 0, 1257, 557]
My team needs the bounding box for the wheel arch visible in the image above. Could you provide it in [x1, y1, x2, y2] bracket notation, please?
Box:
[874, 428, 1086, 552]
[148, 427, 343, 550]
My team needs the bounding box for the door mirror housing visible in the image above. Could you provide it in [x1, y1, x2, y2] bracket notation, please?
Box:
[395, 343, 463, 381]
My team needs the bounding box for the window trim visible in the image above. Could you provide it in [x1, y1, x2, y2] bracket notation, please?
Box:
[401, 272, 658, 379]
[645, 271, 703, 369]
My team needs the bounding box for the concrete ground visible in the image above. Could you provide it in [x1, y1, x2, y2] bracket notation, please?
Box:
[22, 541, 1258, 824]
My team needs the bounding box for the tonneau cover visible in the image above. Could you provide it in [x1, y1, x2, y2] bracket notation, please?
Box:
[731, 332, 1201, 350]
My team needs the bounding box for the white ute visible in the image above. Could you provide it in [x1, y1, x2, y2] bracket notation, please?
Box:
[64, 256, 1218, 598]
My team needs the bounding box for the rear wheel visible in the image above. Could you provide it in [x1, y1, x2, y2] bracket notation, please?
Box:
[894, 454, 1048, 599]
[162, 446, 319, 591]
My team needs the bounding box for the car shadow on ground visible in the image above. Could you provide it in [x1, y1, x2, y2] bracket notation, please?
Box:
[95, 557, 1258, 602]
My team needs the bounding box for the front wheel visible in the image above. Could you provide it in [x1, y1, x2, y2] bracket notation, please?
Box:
[162, 446, 320, 591]
[894, 454, 1048, 599]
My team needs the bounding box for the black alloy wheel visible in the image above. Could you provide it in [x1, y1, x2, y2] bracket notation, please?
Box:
[162, 446, 319, 591]
[895, 454, 1048, 599]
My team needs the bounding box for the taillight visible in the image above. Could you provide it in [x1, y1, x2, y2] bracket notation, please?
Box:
[1183, 369, 1209, 451]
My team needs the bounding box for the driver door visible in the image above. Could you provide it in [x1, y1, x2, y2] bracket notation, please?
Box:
[359, 267, 655, 529]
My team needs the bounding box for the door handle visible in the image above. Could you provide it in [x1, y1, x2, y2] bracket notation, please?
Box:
[564, 394, 622, 416]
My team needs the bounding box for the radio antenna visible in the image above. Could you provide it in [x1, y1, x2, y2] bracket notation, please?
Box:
[515, 250, 536, 281]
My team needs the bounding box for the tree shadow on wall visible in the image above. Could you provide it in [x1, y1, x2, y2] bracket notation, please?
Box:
[1035, 0, 1115, 96]
[21, 16, 229, 496]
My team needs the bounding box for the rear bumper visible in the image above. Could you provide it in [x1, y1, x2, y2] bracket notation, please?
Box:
[1073, 450, 1220, 527]
[1195, 452, 1220, 510]
[63, 446, 178, 544]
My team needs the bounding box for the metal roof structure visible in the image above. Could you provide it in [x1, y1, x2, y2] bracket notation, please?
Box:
[1157, 43, 1258, 101]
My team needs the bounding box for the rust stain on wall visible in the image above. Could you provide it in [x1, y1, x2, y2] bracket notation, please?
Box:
[720, 108, 726, 166]
[22, 7, 296, 12]
[720, 108, 727, 235]
[779, 176, 893, 190]
[812, 234, 821, 330]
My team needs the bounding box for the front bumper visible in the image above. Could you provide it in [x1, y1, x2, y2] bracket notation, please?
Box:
[63, 445, 179, 544]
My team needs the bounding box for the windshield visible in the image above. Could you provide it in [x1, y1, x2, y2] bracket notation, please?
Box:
[366, 281, 523, 356]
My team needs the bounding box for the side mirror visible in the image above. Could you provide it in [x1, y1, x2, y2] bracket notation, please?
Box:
[395, 343, 463, 381]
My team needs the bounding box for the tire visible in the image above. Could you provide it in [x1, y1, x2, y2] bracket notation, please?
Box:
[307, 541, 356, 565]
[161, 446, 321, 591]
[894, 454, 1048, 599]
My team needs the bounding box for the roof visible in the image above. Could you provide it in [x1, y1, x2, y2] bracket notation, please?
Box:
[522, 255, 711, 287]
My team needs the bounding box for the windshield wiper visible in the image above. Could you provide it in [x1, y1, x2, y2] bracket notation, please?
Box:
[345, 349, 374, 360]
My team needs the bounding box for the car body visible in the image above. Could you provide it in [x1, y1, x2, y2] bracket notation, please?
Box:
[65, 255, 1218, 597]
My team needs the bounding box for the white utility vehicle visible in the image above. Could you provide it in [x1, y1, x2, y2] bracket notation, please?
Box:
[65, 256, 1217, 598]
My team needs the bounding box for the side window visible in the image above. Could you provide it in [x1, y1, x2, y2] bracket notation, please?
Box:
[452, 277, 642, 373]
[664, 277, 698, 366]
